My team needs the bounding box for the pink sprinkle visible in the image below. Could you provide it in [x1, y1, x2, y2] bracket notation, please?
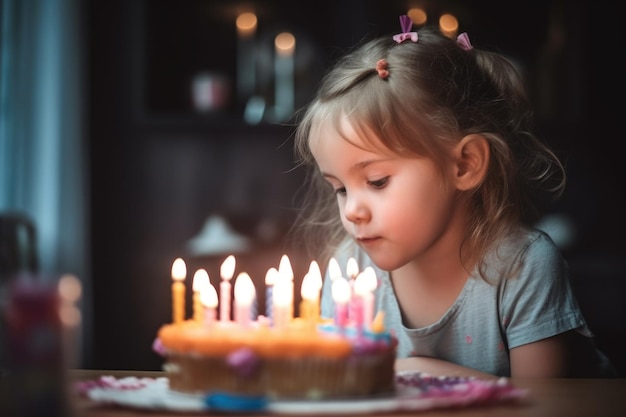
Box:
[465, 336, 472, 344]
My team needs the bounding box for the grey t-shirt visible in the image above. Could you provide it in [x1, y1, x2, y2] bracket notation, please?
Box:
[320, 228, 615, 377]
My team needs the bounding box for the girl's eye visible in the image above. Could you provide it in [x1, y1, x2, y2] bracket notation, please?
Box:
[334, 187, 347, 196]
[368, 177, 389, 189]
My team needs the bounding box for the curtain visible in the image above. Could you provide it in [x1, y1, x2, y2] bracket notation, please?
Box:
[0, 0, 89, 367]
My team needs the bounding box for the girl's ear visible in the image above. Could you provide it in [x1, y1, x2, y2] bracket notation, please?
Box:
[452, 134, 490, 191]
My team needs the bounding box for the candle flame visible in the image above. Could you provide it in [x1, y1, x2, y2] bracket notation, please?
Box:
[200, 284, 218, 308]
[308, 260, 323, 291]
[193, 269, 210, 292]
[362, 266, 378, 291]
[331, 277, 351, 304]
[171, 258, 187, 281]
[278, 254, 294, 281]
[220, 255, 236, 281]
[273, 279, 291, 307]
[265, 267, 278, 286]
[328, 257, 342, 281]
[300, 273, 320, 301]
[346, 257, 359, 279]
[234, 272, 256, 304]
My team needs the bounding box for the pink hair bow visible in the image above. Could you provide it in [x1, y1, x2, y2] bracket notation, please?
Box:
[457, 32, 473, 50]
[393, 15, 418, 44]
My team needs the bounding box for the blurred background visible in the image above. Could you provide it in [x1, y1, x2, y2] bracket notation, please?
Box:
[1, 0, 624, 375]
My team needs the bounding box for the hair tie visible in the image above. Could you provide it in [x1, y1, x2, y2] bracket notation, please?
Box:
[393, 15, 418, 44]
[376, 59, 389, 79]
[457, 32, 473, 50]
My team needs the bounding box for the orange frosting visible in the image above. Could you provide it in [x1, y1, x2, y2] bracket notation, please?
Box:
[158, 319, 353, 359]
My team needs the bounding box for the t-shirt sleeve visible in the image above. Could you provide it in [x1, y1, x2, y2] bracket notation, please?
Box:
[500, 232, 589, 349]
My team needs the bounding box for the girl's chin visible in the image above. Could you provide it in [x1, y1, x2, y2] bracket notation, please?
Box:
[358, 246, 404, 272]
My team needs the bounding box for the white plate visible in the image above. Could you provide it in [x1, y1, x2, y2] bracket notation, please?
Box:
[79, 372, 528, 414]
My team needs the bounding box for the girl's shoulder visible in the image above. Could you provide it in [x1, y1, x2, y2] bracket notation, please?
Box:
[482, 226, 566, 283]
[497, 226, 562, 260]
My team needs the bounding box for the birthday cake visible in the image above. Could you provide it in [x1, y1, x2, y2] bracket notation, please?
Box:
[152, 256, 397, 400]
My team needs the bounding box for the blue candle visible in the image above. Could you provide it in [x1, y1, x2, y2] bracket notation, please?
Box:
[264, 267, 278, 321]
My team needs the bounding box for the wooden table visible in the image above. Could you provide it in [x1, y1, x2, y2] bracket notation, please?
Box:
[68, 369, 626, 417]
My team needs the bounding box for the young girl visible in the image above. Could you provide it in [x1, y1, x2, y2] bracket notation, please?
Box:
[292, 17, 617, 378]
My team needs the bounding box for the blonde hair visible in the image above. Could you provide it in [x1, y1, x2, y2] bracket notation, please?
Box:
[291, 27, 565, 279]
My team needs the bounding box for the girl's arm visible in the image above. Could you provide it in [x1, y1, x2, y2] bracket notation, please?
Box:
[397, 331, 592, 379]
[395, 357, 497, 379]
[509, 330, 599, 378]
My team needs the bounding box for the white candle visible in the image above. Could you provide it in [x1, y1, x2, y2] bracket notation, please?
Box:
[236, 12, 257, 102]
[219, 255, 236, 322]
[278, 254, 294, 320]
[234, 272, 256, 327]
[274, 32, 295, 121]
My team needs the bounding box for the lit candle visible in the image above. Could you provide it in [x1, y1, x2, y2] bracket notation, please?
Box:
[332, 277, 351, 330]
[346, 257, 359, 280]
[361, 266, 378, 327]
[278, 254, 294, 320]
[234, 272, 256, 328]
[236, 12, 257, 102]
[327, 257, 342, 281]
[346, 257, 359, 321]
[201, 283, 218, 327]
[192, 269, 210, 323]
[220, 255, 236, 322]
[272, 275, 291, 330]
[171, 258, 187, 324]
[307, 260, 323, 323]
[274, 32, 295, 121]
[264, 267, 278, 321]
[354, 268, 377, 333]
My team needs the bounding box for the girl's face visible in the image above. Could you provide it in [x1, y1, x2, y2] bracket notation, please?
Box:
[310, 118, 465, 271]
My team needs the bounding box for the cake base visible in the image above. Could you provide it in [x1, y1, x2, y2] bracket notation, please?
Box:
[165, 350, 396, 399]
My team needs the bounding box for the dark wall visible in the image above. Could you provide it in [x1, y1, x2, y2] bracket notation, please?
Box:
[88, 0, 625, 373]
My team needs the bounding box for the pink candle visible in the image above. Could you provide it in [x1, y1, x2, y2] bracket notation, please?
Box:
[332, 277, 351, 330]
[201, 283, 218, 326]
[272, 277, 291, 330]
[355, 266, 378, 330]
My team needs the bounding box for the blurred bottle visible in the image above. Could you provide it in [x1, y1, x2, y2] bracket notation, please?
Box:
[0, 213, 71, 416]
[1, 211, 39, 375]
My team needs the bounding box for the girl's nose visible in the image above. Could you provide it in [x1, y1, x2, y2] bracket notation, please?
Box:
[343, 193, 370, 224]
